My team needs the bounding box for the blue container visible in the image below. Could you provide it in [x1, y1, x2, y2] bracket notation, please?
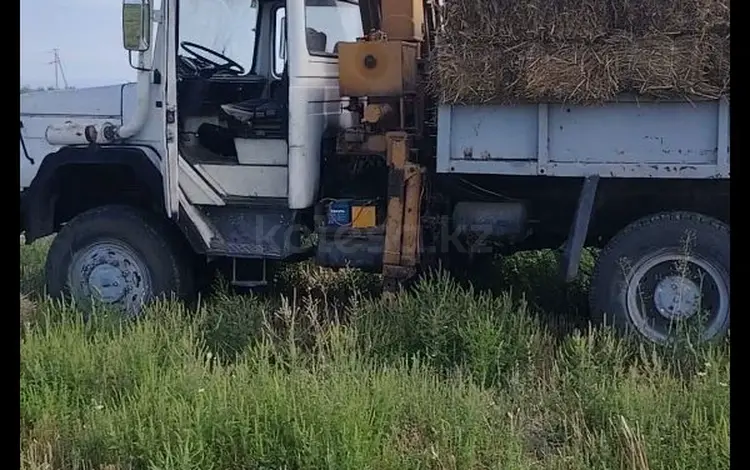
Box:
[327, 199, 352, 226]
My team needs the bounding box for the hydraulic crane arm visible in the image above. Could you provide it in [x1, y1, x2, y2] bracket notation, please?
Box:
[338, 0, 441, 290]
[356, 0, 440, 49]
[358, 0, 381, 34]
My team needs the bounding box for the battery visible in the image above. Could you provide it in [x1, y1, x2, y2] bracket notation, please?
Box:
[327, 199, 352, 226]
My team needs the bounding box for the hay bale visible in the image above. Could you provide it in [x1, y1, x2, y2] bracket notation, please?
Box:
[429, 0, 730, 104]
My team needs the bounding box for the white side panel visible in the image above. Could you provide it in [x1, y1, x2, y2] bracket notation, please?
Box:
[178, 157, 226, 205]
[20, 116, 116, 190]
[235, 139, 289, 165]
[195, 164, 289, 198]
[436, 98, 730, 179]
[286, 0, 357, 209]
[20, 85, 127, 190]
[122, 83, 168, 146]
[179, 190, 218, 247]
[286, 58, 350, 209]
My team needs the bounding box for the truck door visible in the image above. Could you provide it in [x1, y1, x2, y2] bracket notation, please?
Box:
[163, 0, 180, 217]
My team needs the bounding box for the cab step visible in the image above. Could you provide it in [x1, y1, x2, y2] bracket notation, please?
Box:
[230, 258, 267, 288]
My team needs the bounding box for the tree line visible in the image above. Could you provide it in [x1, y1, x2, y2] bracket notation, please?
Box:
[20, 86, 75, 94]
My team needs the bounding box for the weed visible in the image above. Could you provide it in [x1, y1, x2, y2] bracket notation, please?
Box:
[20, 239, 729, 470]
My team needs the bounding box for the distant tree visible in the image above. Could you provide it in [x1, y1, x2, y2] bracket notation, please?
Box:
[21, 85, 75, 94]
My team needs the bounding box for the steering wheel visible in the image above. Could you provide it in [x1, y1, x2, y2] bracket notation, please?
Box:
[180, 41, 246, 76]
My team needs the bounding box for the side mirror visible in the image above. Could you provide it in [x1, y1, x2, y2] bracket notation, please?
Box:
[122, 0, 152, 52]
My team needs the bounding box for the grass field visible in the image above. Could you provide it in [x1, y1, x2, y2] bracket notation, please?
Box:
[21, 238, 730, 470]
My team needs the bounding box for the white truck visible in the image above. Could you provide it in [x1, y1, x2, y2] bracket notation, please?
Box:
[20, 0, 729, 344]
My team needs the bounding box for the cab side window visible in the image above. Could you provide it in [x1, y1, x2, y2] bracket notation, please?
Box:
[304, 0, 362, 56]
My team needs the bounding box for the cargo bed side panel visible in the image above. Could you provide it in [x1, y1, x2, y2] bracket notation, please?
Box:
[436, 98, 730, 179]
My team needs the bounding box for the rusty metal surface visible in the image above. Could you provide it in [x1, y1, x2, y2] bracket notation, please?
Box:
[363, 103, 396, 124]
[338, 41, 419, 97]
[400, 163, 424, 267]
[382, 132, 409, 269]
[380, 0, 425, 41]
[381, 133, 424, 281]
[336, 130, 388, 155]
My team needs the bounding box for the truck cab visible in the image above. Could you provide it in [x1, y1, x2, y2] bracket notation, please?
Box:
[171, 0, 361, 209]
[20, 0, 368, 315]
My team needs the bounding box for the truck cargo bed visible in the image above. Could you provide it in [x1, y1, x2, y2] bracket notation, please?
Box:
[436, 97, 730, 179]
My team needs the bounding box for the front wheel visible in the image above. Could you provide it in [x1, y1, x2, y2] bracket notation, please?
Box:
[590, 211, 729, 344]
[45, 205, 195, 317]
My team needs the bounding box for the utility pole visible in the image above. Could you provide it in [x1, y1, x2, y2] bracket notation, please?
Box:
[49, 48, 69, 89]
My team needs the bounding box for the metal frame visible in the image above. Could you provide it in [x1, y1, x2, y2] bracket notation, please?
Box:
[560, 175, 599, 282]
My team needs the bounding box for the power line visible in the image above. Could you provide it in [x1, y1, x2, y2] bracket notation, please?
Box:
[48, 48, 69, 89]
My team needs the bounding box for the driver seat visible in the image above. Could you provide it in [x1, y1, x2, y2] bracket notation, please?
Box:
[220, 65, 288, 139]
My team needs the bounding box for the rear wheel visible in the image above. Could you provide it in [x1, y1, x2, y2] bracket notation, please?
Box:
[45, 205, 194, 317]
[590, 211, 729, 343]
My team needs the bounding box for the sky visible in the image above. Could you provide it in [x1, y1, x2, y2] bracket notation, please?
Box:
[19, 0, 362, 89]
[20, 0, 137, 89]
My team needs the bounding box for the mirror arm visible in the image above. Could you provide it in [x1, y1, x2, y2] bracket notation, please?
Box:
[151, 7, 162, 23]
[128, 51, 152, 72]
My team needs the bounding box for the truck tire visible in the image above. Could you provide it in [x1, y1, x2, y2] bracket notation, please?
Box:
[589, 211, 729, 343]
[45, 205, 194, 317]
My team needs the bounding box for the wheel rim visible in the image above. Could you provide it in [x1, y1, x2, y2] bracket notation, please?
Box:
[625, 249, 729, 343]
[67, 240, 152, 316]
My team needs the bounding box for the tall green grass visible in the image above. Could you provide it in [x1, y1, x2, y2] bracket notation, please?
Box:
[20, 240, 729, 470]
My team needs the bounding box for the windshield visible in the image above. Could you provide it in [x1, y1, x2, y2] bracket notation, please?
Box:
[178, 0, 258, 72]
